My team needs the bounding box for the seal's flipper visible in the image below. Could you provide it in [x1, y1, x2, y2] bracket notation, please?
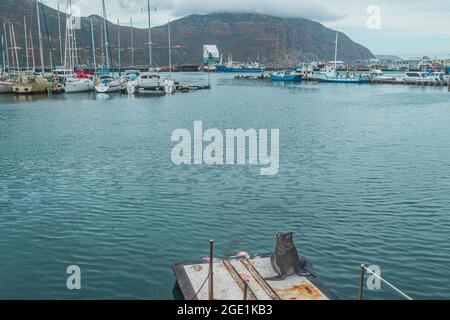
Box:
[265, 274, 286, 281]
[295, 265, 318, 278]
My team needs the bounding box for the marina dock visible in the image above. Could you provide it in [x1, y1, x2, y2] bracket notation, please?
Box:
[173, 253, 338, 301]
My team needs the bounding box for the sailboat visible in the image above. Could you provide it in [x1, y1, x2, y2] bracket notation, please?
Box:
[316, 32, 368, 84]
[61, 0, 94, 93]
[13, 0, 62, 94]
[95, 0, 121, 93]
[127, 4, 175, 95]
[0, 33, 13, 93]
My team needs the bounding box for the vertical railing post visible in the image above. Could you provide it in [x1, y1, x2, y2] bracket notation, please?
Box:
[243, 280, 248, 300]
[358, 264, 365, 300]
[208, 240, 214, 300]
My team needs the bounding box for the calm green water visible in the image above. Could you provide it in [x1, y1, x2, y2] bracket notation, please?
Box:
[1, 73, 450, 300]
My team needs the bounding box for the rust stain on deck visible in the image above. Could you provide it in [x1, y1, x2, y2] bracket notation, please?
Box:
[275, 284, 323, 300]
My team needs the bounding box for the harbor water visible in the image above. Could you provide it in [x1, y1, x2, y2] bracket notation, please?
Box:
[1, 73, 450, 299]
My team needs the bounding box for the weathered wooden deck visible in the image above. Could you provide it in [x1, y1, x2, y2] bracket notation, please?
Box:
[173, 254, 339, 300]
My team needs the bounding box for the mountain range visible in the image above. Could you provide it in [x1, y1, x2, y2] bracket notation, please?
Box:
[0, 0, 375, 68]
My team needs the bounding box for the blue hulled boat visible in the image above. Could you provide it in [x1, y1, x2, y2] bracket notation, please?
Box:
[216, 65, 266, 73]
[270, 70, 303, 82]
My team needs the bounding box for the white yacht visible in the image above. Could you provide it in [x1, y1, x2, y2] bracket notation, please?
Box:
[428, 71, 449, 83]
[367, 69, 396, 81]
[403, 72, 431, 83]
[64, 77, 95, 93]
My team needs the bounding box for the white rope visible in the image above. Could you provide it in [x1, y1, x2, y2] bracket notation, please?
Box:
[362, 265, 413, 300]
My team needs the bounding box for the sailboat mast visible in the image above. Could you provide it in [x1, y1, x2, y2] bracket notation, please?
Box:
[8, 24, 15, 77]
[90, 17, 96, 71]
[58, 0, 63, 65]
[36, 0, 45, 74]
[30, 30, 35, 71]
[1, 34, 5, 79]
[3, 23, 9, 73]
[334, 32, 338, 70]
[30, 28, 35, 71]
[130, 18, 134, 67]
[117, 19, 121, 76]
[101, 0, 110, 68]
[147, 0, 152, 68]
[11, 24, 20, 73]
[168, 20, 172, 78]
[100, 24, 104, 66]
[24, 17, 29, 70]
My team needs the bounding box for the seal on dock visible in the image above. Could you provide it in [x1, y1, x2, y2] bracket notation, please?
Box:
[266, 232, 316, 281]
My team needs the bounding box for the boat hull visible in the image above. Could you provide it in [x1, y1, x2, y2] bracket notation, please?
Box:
[95, 82, 121, 93]
[271, 74, 303, 82]
[216, 66, 265, 73]
[12, 82, 59, 94]
[65, 80, 94, 93]
[318, 77, 369, 84]
[0, 82, 13, 94]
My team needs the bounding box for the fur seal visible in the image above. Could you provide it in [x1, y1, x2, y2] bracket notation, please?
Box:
[265, 232, 316, 281]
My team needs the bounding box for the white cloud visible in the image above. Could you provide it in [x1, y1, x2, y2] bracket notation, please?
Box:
[41, 0, 450, 57]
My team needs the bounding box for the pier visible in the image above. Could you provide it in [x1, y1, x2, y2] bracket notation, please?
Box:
[172, 241, 338, 301]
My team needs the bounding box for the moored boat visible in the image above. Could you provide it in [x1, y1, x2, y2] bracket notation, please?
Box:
[216, 63, 266, 73]
[0, 80, 13, 93]
[95, 75, 121, 93]
[12, 73, 61, 94]
[64, 78, 95, 93]
[271, 70, 303, 82]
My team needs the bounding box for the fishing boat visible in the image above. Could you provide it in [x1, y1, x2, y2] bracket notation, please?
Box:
[317, 73, 369, 84]
[95, 75, 121, 93]
[216, 62, 266, 73]
[271, 70, 303, 82]
[216, 54, 265, 73]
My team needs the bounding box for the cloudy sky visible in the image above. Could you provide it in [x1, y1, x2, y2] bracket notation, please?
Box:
[42, 0, 450, 58]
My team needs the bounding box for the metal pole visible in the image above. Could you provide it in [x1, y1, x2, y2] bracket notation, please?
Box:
[208, 240, 214, 300]
[358, 264, 365, 300]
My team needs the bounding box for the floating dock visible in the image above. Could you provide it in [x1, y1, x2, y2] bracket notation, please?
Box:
[369, 79, 449, 87]
[173, 253, 338, 300]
